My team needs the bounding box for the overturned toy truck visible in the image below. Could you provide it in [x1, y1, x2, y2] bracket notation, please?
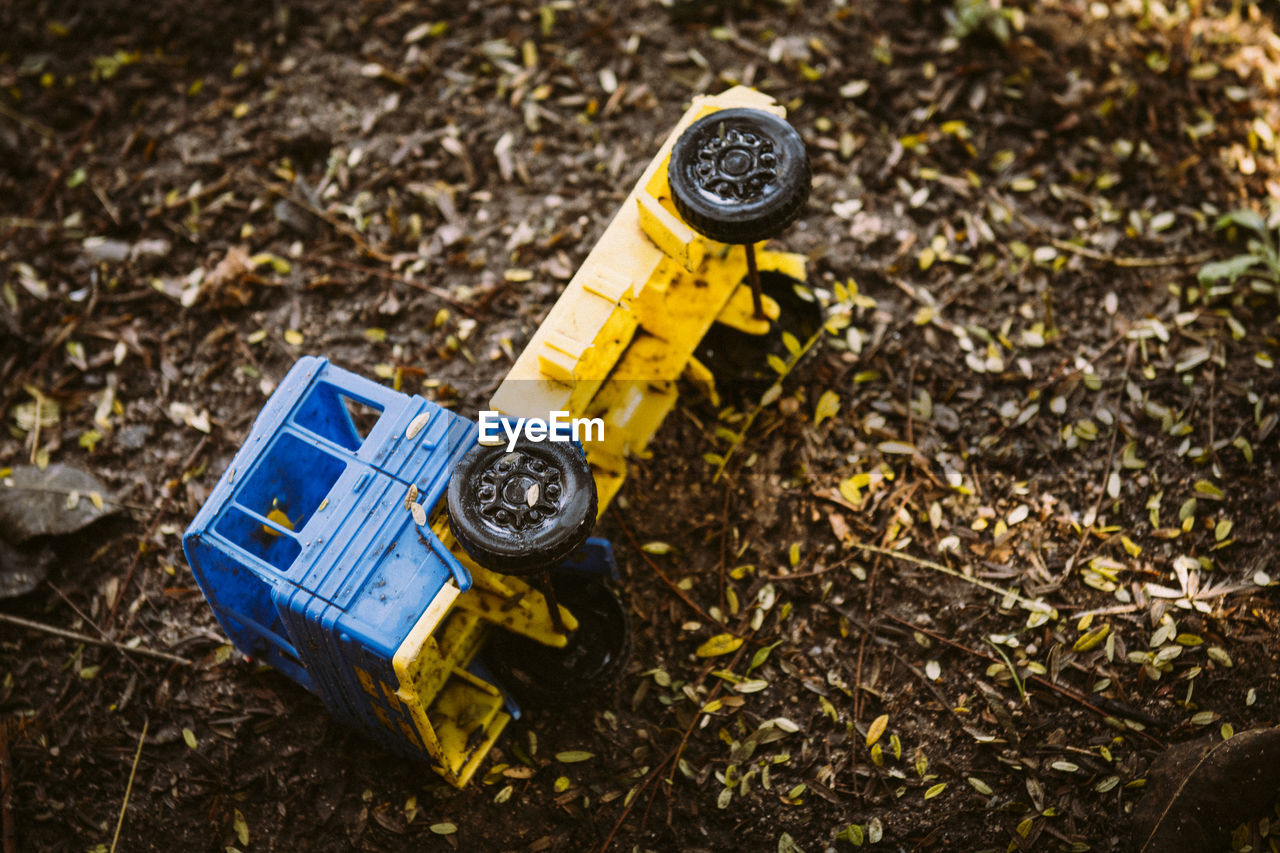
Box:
[183, 86, 811, 786]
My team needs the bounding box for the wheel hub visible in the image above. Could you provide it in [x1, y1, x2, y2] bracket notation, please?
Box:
[691, 127, 778, 202]
[475, 451, 563, 533]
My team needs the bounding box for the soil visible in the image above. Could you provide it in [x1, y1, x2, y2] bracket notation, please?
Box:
[2, 0, 1279, 851]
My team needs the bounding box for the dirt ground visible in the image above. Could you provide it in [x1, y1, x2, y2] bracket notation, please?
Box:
[2, 0, 1280, 850]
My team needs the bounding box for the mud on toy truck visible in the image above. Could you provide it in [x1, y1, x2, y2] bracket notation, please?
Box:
[183, 86, 812, 786]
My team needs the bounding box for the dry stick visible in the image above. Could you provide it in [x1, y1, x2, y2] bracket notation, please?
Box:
[105, 435, 211, 633]
[143, 173, 232, 219]
[851, 481, 919, 789]
[612, 512, 730, 634]
[990, 332, 1127, 444]
[759, 551, 861, 581]
[1048, 238, 1215, 269]
[992, 189, 1213, 269]
[47, 583, 144, 675]
[1062, 343, 1136, 583]
[881, 614, 1164, 747]
[28, 394, 41, 465]
[841, 540, 1050, 615]
[0, 104, 102, 248]
[0, 101, 55, 138]
[253, 177, 392, 262]
[0, 613, 192, 667]
[598, 640, 752, 853]
[0, 719, 13, 853]
[109, 719, 148, 853]
[717, 483, 730, 612]
[306, 254, 480, 318]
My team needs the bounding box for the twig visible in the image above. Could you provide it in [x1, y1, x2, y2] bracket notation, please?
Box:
[109, 719, 148, 853]
[599, 627, 754, 852]
[991, 332, 1126, 443]
[106, 435, 210, 632]
[612, 512, 731, 634]
[851, 481, 919, 789]
[1048, 238, 1215, 269]
[0, 720, 13, 853]
[305, 254, 479, 317]
[991, 187, 1214, 269]
[143, 174, 232, 219]
[0, 101, 56, 138]
[839, 541, 1053, 616]
[28, 393, 41, 465]
[47, 583, 143, 675]
[759, 551, 859, 581]
[717, 483, 730, 611]
[0, 613, 193, 667]
[8, 104, 103, 243]
[881, 614, 1163, 747]
[712, 319, 826, 481]
[1062, 343, 1135, 581]
[252, 176, 393, 262]
[0, 217, 61, 232]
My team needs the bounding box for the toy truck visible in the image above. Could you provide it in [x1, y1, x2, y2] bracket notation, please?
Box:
[182, 86, 811, 786]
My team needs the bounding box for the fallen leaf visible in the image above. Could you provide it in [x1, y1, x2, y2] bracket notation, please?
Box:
[0, 464, 121, 543]
[1132, 727, 1280, 852]
[696, 634, 744, 658]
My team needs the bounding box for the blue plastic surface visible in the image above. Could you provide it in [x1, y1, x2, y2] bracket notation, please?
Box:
[183, 357, 478, 736]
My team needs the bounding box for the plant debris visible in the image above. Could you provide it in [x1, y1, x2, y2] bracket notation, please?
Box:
[1, 0, 1279, 849]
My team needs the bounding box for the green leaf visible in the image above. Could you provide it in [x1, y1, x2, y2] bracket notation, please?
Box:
[1214, 208, 1268, 235]
[1198, 254, 1262, 283]
[748, 640, 783, 673]
[555, 750, 594, 763]
[837, 824, 865, 846]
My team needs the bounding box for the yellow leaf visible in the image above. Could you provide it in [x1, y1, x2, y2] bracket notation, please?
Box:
[696, 634, 744, 658]
[814, 390, 840, 426]
[233, 809, 249, 846]
[1073, 624, 1110, 652]
[865, 714, 889, 747]
[924, 782, 946, 799]
[1193, 479, 1225, 499]
[782, 332, 801, 357]
[183, 728, 197, 749]
[284, 329, 304, 346]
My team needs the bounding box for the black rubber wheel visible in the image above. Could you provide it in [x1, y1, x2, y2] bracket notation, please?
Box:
[668, 107, 810, 245]
[446, 439, 597, 576]
[484, 579, 631, 703]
